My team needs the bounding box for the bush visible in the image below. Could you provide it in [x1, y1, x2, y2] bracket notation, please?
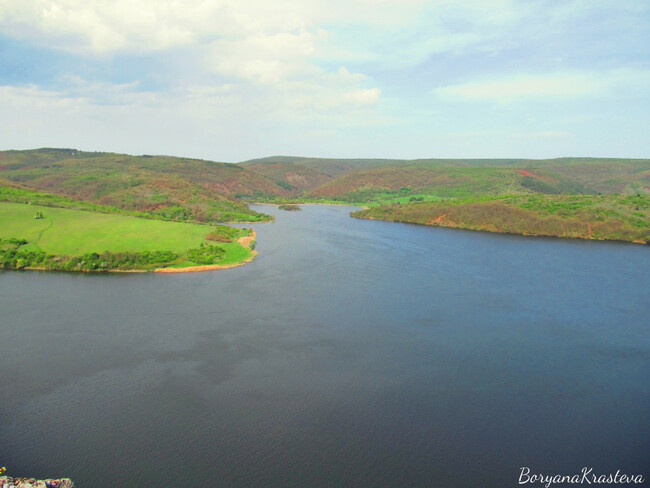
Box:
[0, 239, 180, 271]
[185, 243, 225, 265]
[205, 225, 238, 242]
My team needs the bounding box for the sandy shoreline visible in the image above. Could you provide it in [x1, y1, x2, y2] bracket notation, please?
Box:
[154, 251, 258, 273]
[236, 231, 256, 248]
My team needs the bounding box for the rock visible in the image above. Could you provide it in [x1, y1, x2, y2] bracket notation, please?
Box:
[0, 477, 74, 488]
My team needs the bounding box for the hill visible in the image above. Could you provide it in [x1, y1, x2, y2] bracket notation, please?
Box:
[239, 156, 650, 202]
[240, 155, 400, 177]
[238, 156, 403, 194]
[0, 148, 288, 222]
[351, 194, 650, 244]
[3, 148, 649, 246]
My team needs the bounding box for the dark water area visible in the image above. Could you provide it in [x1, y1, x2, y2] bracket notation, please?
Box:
[1, 204, 648, 487]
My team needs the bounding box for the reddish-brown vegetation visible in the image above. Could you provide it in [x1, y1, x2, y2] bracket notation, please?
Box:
[352, 195, 650, 243]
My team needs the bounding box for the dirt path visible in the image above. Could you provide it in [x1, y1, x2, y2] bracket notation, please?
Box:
[33, 218, 53, 250]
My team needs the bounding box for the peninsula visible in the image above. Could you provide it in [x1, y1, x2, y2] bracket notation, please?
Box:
[0, 203, 257, 272]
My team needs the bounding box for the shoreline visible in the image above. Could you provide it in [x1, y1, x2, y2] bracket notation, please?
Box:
[353, 214, 648, 245]
[154, 251, 258, 273]
[154, 230, 258, 273]
[13, 231, 259, 274]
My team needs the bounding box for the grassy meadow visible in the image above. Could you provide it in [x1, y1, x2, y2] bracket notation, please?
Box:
[0, 202, 255, 270]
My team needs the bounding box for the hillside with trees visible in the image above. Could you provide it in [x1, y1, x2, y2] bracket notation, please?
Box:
[0, 148, 283, 222]
[2, 149, 649, 245]
[239, 156, 649, 203]
[352, 194, 650, 244]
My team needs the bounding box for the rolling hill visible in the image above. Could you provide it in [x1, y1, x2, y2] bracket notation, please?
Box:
[238, 156, 650, 202]
[351, 194, 650, 244]
[0, 148, 289, 222]
[2, 148, 649, 246]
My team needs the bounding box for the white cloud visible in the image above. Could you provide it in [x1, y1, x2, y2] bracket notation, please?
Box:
[0, 73, 388, 160]
[0, 0, 536, 63]
[0, 0, 432, 54]
[206, 30, 326, 83]
[0, 0, 385, 114]
[341, 88, 381, 106]
[433, 73, 600, 102]
[432, 70, 650, 103]
[1, 0, 648, 159]
[0, 0, 199, 53]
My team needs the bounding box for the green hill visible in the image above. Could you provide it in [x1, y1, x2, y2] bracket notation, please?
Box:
[238, 156, 402, 194]
[238, 156, 650, 203]
[3, 148, 649, 247]
[238, 160, 333, 193]
[352, 194, 650, 244]
[239, 155, 400, 177]
[0, 148, 287, 222]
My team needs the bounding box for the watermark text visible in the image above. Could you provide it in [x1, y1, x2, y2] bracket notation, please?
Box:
[518, 467, 645, 487]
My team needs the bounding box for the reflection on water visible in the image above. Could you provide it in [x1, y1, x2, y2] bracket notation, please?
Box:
[1, 205, 648, 487]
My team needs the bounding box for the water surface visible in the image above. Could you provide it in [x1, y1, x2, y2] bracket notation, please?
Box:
[1, 205, 648, 487]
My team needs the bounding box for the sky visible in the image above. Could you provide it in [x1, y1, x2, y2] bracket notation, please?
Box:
[0, 0, 649, 162]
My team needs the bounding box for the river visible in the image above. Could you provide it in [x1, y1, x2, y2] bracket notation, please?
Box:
[1, 204, 648, 487]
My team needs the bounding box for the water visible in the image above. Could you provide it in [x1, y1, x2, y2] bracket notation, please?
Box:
[1, 204, 648, 487]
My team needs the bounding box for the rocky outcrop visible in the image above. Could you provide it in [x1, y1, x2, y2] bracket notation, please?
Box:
[0, 477, 73, 488]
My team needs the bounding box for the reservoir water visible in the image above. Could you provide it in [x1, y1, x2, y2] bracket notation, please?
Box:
[1, 204, 648, 487]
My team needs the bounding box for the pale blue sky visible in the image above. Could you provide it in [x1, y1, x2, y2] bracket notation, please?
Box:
[1, 0, 648, 161]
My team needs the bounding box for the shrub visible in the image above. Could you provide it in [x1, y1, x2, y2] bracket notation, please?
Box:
[185, 244, 225, 265]
[205, 225, 239, 242]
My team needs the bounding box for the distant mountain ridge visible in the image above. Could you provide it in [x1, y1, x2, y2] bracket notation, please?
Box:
[1, 149, 648, 222]
[238, 155, 650, 201]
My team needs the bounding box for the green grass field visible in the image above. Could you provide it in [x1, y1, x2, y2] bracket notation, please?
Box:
[1, 203, 211, 254]
[0, 202, 254, 269]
